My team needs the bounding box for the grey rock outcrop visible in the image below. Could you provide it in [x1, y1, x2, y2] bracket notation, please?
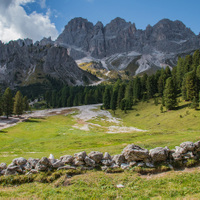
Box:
[122, 144, 149, 162]
[0, 39, 98, 88]
[88, 151, 103, 163]
[149, 147, 169, 163]
[56, 17, 200, 75]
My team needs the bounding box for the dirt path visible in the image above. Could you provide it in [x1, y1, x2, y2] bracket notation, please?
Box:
[0, 104, 146, 133]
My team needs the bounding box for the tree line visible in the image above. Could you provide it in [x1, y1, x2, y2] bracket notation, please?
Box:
[103, 50, 200, 112]
[0, 88, 29, 118]
[44, 85, 105, 108]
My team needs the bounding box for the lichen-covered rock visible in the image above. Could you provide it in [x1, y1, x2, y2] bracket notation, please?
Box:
[194, 141, 200, 151]
[88, 151, 103, 163]
[60, 155, 74, 164]
[0, 163, 7, 170]
[12, 157, 27, 166]
[146, 163, 155, 168]
[172, 152, 183, 161]
[103, 152, 112, 160]
[39, 157, 51, 166]
[28, 158, 40, 168]
[183, 151, 195, 159]
[73, 159, 85, 166]
[121, 163, 129, 170]
[35, 163, 49, 171]
[35, 157, 52, 171]
[129, 161, 137, 167]
[5, 165, 22, 175]
[122, 144, 149, 162]
[112, 154, 125, 166]
[175, 146, 186, 154]
[101, 159, 113, 166]
[74, 151, 87, 161]
[84, 156, 96, 167]
[149, 147, 169, 162]
[52, 160, 65, 169]
[180, 142, 195, 152]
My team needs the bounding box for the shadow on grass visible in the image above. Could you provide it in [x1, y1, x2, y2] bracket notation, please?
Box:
[0, 130, 8, 133]
[175, 102, 191, 110]
[24, 119, 41, 123]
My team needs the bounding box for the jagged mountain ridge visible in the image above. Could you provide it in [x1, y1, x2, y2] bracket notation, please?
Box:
[56, 17, 200, 74]
[0, 39, 97, 88]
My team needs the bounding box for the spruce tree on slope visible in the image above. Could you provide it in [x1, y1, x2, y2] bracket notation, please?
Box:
[164, 77, 177, 110]
[2, 88, 13, 119]
[14, 91, 23, 116]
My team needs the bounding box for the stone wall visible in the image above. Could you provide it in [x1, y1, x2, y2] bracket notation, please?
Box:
[1, 141, 200, 176]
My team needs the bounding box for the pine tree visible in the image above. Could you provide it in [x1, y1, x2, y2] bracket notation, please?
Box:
[163, 77, 177, 110]
[103, 87, 111, 109]
[2, 88, 13, 118]
[13, 91, 23, 116]
[23, 96, 29, 111]
[117, 83, 125, 108]
[110, 89, 118, 114]
[185, 71, 197, 101]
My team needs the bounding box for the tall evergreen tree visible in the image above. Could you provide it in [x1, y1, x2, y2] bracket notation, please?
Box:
[185, 71, 197, 101]
[23, 96, 29, 111]
[103, 87, 111, 109]
[110, 89, 118, 114]
[2, 88, 13, 118]
[13, 91, 23, 116]
[164, 77, 177, 110]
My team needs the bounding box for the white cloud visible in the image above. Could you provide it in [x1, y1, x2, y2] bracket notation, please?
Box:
[0, 0, 58, 43]
[39, 0, 46, 8]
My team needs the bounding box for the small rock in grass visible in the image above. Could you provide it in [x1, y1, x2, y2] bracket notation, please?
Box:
[117, 184, 124, 188]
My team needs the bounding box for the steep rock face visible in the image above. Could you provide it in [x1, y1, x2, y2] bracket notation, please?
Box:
[56, 17, 200, 74]
[0, 39, 97, 87]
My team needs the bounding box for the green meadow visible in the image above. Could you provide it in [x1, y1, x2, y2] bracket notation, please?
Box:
[1, 100, 200, 199]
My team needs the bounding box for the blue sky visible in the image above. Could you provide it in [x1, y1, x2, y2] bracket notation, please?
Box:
[0, 0, 200, 42]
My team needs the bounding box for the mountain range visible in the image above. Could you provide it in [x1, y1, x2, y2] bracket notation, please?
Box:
[0, 17, 200, 88]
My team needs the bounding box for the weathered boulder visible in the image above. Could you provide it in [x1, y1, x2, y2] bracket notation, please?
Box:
[35, 157, 52, 171]
[194, 141, 200, 151]
[49, 154, 56, 164]
[101, 159, 113, 166]
[121, 163, 129, 170]
[175, 146, 186, 154]
[73, 159, 85, 166]
[39, 157, 51, 166]
[172, 152, 183, 161]
[88, 151, 103, 163]
[35, 163, 49, 171]
[112, 154, 125, 166]
[122, 144, 149, 162]
[28, 158, 40, 168]
[149, 147, 169, 162]
[183, 151, 195, 159]
[0, 163, 7, 170]
[60, 155, 74, 164]
[129, 161, 137, 167]
[84, 156, 96, 167]
[180, 142, 195, 152]
[12, 157, 27, 166]
[103, 152, 112, 160]
[52, 160, 65, 169]
[74, 151, 87, 161]
[5, 164, 22, 175]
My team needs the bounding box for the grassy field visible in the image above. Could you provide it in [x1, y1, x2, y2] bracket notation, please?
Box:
[1, 99, 200, 199]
